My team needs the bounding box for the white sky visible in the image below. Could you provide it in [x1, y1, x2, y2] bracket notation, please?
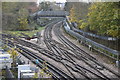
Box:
[55, 0, 66, 3]
[38, 0, 120, 3]
[38, 0, 66, 3]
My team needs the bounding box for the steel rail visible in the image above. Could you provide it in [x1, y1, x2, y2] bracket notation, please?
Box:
[53, 21, 120, 79]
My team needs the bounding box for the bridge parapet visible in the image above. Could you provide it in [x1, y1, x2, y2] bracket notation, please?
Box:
[30, 11, 69, 17]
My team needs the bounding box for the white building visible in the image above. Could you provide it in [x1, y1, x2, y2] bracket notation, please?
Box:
[20, 70, 35, 78]
[0, 54, 13, 69]
[18, 65, 35, 78]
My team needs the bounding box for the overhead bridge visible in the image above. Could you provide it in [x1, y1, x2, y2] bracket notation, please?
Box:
[31, 11, 68, 18]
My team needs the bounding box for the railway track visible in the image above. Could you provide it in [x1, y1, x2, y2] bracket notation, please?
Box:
[43, 20, 82, 79]
[1, 35, 73, 79]
[43, 20, 120, 79]
[1, 19, 120, 79]
[43, 21, 100, 79]
[43, 21, 94, 79]
[2, 34, 80, 79]
[53, 21, 120, 79]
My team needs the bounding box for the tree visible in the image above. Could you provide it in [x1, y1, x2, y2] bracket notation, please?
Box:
[2, 2, 18, 13]
[8, 48, 18, 66]
[17, 17, 29, 30]
[40, 2, 50, 11]
[69, 5, 77, 23]
[64, 2, 90, 27]
[82, 2, 120, 38]
[17, 8, 29, 30]
[2, 2, 38, 31]
[33, 73, 38, 78]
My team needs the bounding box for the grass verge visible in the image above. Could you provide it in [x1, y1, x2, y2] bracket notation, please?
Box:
[3, 27, 45, 37]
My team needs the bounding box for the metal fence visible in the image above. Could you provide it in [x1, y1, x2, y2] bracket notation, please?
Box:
[66, 16, 117, 41]
[64, 20, 120, 60]
[72, 27, 117, 41]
